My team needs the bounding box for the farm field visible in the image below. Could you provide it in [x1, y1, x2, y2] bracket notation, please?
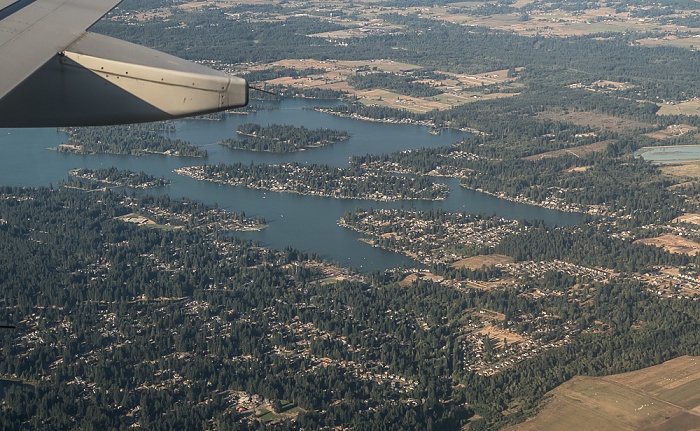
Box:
[505, 356, 700, 431]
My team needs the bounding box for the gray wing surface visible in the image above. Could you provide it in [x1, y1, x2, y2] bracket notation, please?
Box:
[0, 0, 122, 100]
[0, 0, 248, 127]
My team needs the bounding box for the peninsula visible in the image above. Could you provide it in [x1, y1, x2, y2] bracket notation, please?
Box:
[62, 167, 170, 190]
[175, 162, 448, 201]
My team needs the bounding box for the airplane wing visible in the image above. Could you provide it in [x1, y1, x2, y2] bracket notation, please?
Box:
[0, 0, 248, 127]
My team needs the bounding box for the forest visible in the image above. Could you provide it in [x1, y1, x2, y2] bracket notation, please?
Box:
[220, 123, 349, 152]
[1, 188, 700, 431]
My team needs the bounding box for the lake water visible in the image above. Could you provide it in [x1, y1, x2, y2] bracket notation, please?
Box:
[0, 99, 582, 271]
[636, 145, 700, 163]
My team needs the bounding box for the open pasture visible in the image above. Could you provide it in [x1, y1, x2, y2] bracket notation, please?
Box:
[505, 356, 700, 431]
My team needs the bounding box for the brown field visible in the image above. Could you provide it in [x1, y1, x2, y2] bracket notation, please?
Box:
[536, 110, 652, 133]
[645, 124, 698, 140]
[674, 214, 700, 226]
[657, 100, 700, 116]
[442, 68, 523, 88]
[451, 254, 514, 270]
[476, 325, 527, 349]
[565, 166, 591, 173]
[635, 234, 700, 256]
[255, 58, 421, 75]
[428, 91, 518, 106]
[589, 80, 636, 91]
[638, 36, 700, 50]
[337, 60, 421, 73]
[399, 271, 444, 287]
[505, 356, 700, 431]
[660, 162, 700, 180]
[117, 213, 156, 226]
[252, 59, 447, 97]
[523, 140, 612, 161]
[460, 279, 513, 291]
[357, 90, 451, 113]
[249, 59, 518, 109]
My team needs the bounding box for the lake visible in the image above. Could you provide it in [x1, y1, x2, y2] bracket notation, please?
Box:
[0, 98, 582, 271]
[636, 145, 700, 163]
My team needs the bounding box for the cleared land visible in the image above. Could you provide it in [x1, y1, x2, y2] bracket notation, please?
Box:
[523, 140, 612, 161]
[399, 271, 444, 287]
[661, 162, 700, 180]
[356, 89, 450, 113]
[657, 100, 700, 116]
[443, 68, 523, 88]
[674, 214, 700, 226]
[116, 213, 156, 226]
[638, 36, 700, 50]
[476, 325, 526, 349]
[536, 110, 652, 133]
[645, 125, 698, 140]
[451, 254, 514, 270]
[635, 234, 700, 256]
[505, 356, 700, 431]
[249, 59, 520, 110]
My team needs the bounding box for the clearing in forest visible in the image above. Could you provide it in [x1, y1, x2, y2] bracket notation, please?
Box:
[399, 271, 444, 287]
[635, 234, 700, 256]
[674, 213, 700, 226]
[523, 140, 612, 161]
[451, 254, 514, 270]
[504, 356, 700, 431]
[657, 100, 700, 116]
[638, 36, 700, 50]
[645, 124, 698, 140]
[536, 110, 652, 133]
[356, 89, 450, 113]
[442, 68, 523, 88]
[661, 162, 700, 181]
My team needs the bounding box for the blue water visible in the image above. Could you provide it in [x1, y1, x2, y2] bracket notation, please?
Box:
[636, 145, 700, 163]
[0, 99, 582, 271]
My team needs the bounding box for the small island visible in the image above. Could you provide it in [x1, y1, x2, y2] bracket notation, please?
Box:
[62, 167, 170, 190]
[176, 162, 448, 201]
[219, 123, 350, 153]
[57, 124, 207, 158]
